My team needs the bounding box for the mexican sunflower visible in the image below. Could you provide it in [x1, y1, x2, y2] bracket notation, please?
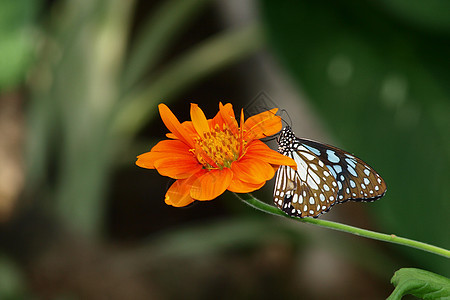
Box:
[136, 103, 296, 207]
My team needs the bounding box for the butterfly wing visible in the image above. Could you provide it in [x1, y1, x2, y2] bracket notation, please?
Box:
[298, 138, 387, 203]
[274, 127, 387, 218]
[273, 150, 339, 218]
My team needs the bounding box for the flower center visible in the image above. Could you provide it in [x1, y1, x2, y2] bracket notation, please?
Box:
[192, 124, 244, 170]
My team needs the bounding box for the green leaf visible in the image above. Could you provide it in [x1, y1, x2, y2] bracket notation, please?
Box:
[260, 0, 450, 274]
[388, 268, 450, 300]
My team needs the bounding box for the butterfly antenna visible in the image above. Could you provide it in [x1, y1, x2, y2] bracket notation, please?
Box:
[279, 109, 292, 128]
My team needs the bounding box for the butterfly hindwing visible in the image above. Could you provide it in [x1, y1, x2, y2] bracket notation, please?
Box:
[273, 151, 339, 217]
[274, 127, 387, 218]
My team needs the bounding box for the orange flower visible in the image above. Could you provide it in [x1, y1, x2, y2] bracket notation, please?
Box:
[136, 103, 296, 207]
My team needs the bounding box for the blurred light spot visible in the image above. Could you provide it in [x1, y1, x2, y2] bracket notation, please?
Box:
[380, 74, 408, 109]
[396, 103, 421, 129]
[0, 94, 24, 222]
[327, 55, 353, 86]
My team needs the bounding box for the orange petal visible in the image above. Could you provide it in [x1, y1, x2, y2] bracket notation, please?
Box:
[243, 108, 282, 141]
[136, 139, 191, 169]
[154, 155, 202, 179]
[136, 151, 166, 169]
[227, 178, 265, 193]
[190, 103, 210, 138]
[240, 108, 244, 134]
[165, 178, 196, 207]
[190, 168, 233, 200]
[244, 140, 297, 169]
[151, 139, 191, 154]
[231, 157, 275, 184]
[239, 109, 245, 153]
[166, 121, 196, 139]
[210, 110, 223, 131]
[159, 104, 194, 147]
[219, 103, 239, 135]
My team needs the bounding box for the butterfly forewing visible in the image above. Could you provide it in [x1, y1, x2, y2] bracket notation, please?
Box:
[274, 127, 387, 218]
[300, 139, 387, 203]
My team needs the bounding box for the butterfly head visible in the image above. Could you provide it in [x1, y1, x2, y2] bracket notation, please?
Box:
[277, 126, 296, 151]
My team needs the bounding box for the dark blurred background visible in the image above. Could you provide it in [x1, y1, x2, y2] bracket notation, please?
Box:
[0, 0, 449, 299]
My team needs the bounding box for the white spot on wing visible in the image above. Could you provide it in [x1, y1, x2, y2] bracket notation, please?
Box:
[302, 152, 315, 161]
[310, 169, 321, 184]
[345, 158, 356, 168]
[304, 145, 321, 156]
[307, 177, 319, 190]
[347, 165, 357, 177]
[292, 152, 308, 181]
[327, 150, 340, 163]
[333, 165, 343, 174]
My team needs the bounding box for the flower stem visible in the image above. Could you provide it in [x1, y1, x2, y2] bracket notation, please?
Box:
[234, 193, 450, 258]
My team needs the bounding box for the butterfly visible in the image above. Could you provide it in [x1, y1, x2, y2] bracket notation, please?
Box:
[273, 126, 387, 218]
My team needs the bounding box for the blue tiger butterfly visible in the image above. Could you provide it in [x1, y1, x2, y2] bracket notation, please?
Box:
[274, 126, 387, 218]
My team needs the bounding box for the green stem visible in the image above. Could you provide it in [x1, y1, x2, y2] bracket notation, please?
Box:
[234, 193, 450, 258]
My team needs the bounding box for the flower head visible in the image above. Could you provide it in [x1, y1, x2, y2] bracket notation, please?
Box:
[136, 102, 296, 207]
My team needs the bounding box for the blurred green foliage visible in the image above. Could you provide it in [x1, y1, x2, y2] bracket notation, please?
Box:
[0, 256, 28, 299]
[260, 0, 450, 275]
[378, 0, 450, 33]
[0, 0, 39, 91]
